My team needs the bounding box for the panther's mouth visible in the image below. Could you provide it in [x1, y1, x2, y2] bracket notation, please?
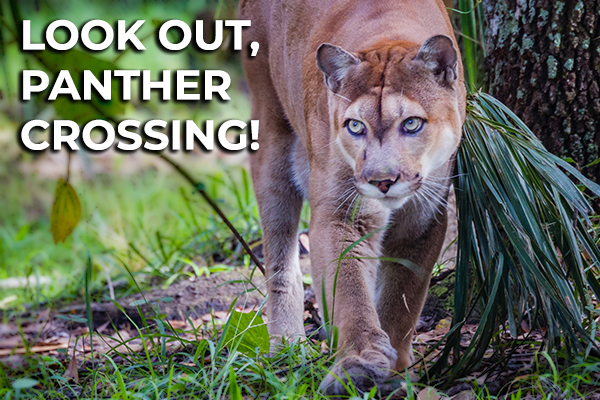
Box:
[356, 177, 416, 199]
[353, 175, 448, 212]
[355, 182, 416, 210]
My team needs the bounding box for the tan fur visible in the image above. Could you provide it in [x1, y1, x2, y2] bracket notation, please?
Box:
[240, 0, 466, 395]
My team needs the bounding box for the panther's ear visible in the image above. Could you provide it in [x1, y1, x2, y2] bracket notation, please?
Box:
[316, 43, 360, 92]
[415, 35, 458, 86]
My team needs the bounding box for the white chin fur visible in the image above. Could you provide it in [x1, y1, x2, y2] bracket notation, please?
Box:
[356, 181, 414, 210]
[359, 190, 413, 210]
[378, 195, 411, 210]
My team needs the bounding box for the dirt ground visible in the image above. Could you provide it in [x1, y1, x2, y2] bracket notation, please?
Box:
[1, 235, 555, 398]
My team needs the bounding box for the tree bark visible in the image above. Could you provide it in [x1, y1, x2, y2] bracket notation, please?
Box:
[483, 0, 600, 188]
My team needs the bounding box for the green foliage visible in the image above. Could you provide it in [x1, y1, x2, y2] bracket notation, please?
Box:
[0, 304, 333, 399]
[3, 296, 600, 399]
[457, 0, 479, 90]
[430, 92, 600, 380]
[221, 310, 270, 357]
[229, 368, 243, 400]
[34, 50, 125, 124]
[0, 0, 257, 264]
[451, 0, 486, 91]
[10, 378, 38, 390]
[2, 0, 600, 398]
[0, 166, 261, 308]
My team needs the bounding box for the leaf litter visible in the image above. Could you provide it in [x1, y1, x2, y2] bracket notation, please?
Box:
[2, 236, 600, 398]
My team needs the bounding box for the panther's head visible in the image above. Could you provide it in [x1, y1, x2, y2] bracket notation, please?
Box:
[316, 36, 463, 210]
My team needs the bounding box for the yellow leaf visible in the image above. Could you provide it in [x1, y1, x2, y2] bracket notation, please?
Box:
[435, 318, 451, 330]
[51, 179, 81, 243]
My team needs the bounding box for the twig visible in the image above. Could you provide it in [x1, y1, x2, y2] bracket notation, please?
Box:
[66, 151, 71, 182]
[158, 153, 265, 275]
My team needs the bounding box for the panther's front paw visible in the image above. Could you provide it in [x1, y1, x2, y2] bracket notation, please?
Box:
[320, 341, 397, 397]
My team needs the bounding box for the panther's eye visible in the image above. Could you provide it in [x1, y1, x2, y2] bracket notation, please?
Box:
[346, 119, 366, 136]
[401, 117, 424, 134]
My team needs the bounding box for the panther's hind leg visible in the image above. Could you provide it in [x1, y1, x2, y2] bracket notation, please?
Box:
[242, 30, 305, 342]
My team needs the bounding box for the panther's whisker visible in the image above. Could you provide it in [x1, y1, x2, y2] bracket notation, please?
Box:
[336, 190, 356, 208]
[420, 187, 448, 219]
[325, 179, 355, 197]
[333, 187, 355, 202]
[335, 186, 359, 205]
[415, 186, 445, 220]
[344, 192, 360, 224]
[421, 189, 447, 207]
[422, 180, 450, 191]
[334, 189, 357, 216]
[420, 182, 448, 198]
[428, 173, 466, 181]
[419, 186, 448, 215]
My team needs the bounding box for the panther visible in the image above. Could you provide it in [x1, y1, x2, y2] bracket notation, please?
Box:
[240, 0, 466, 394]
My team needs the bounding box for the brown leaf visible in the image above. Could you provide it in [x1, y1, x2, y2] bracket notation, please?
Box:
[0, 343, 68, 356]
[417, 387, 441, 400]
[0, 335, 24, 348]
[167, 320, 187, 329]
[452, 391, 476, 400]
[96, 320, 111, 334]
[63, 350, 79, 382]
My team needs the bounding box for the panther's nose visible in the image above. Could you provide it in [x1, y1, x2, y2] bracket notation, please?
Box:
[368, 178, 397, 194]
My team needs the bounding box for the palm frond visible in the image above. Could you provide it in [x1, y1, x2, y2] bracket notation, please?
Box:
[429, 92, 600, 381]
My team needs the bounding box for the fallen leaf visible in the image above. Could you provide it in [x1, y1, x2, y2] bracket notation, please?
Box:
[213, 311, 228, 320]
[0, 335, 24, 348]
[436, 318, 451, 330]
[0, 343, 68, 356]
[95, 320, 111, 334]
[63, 350, 79, 382]
[452, 391, 476, 400]
[417, 387, 441, 400]
[167, 320, 187, 329]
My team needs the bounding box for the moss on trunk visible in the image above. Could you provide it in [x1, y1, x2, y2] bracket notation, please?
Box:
[483, 0, 600, 190]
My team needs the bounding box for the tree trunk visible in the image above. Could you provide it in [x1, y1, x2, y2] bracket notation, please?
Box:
[483, 0, 600, 189]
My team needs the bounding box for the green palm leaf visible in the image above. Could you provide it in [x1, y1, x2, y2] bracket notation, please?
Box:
[429, 92, 600, 381]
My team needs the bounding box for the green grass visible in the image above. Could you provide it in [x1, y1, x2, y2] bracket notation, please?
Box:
[0, 162, 263, 310]
[1, 1, 599, 397]
[0, 0, 257, 311]
[3, 300, 600, 399]
[0, 318, 342, 399]
[1, 155, 598, 398]
[1, 96, 599, 398]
